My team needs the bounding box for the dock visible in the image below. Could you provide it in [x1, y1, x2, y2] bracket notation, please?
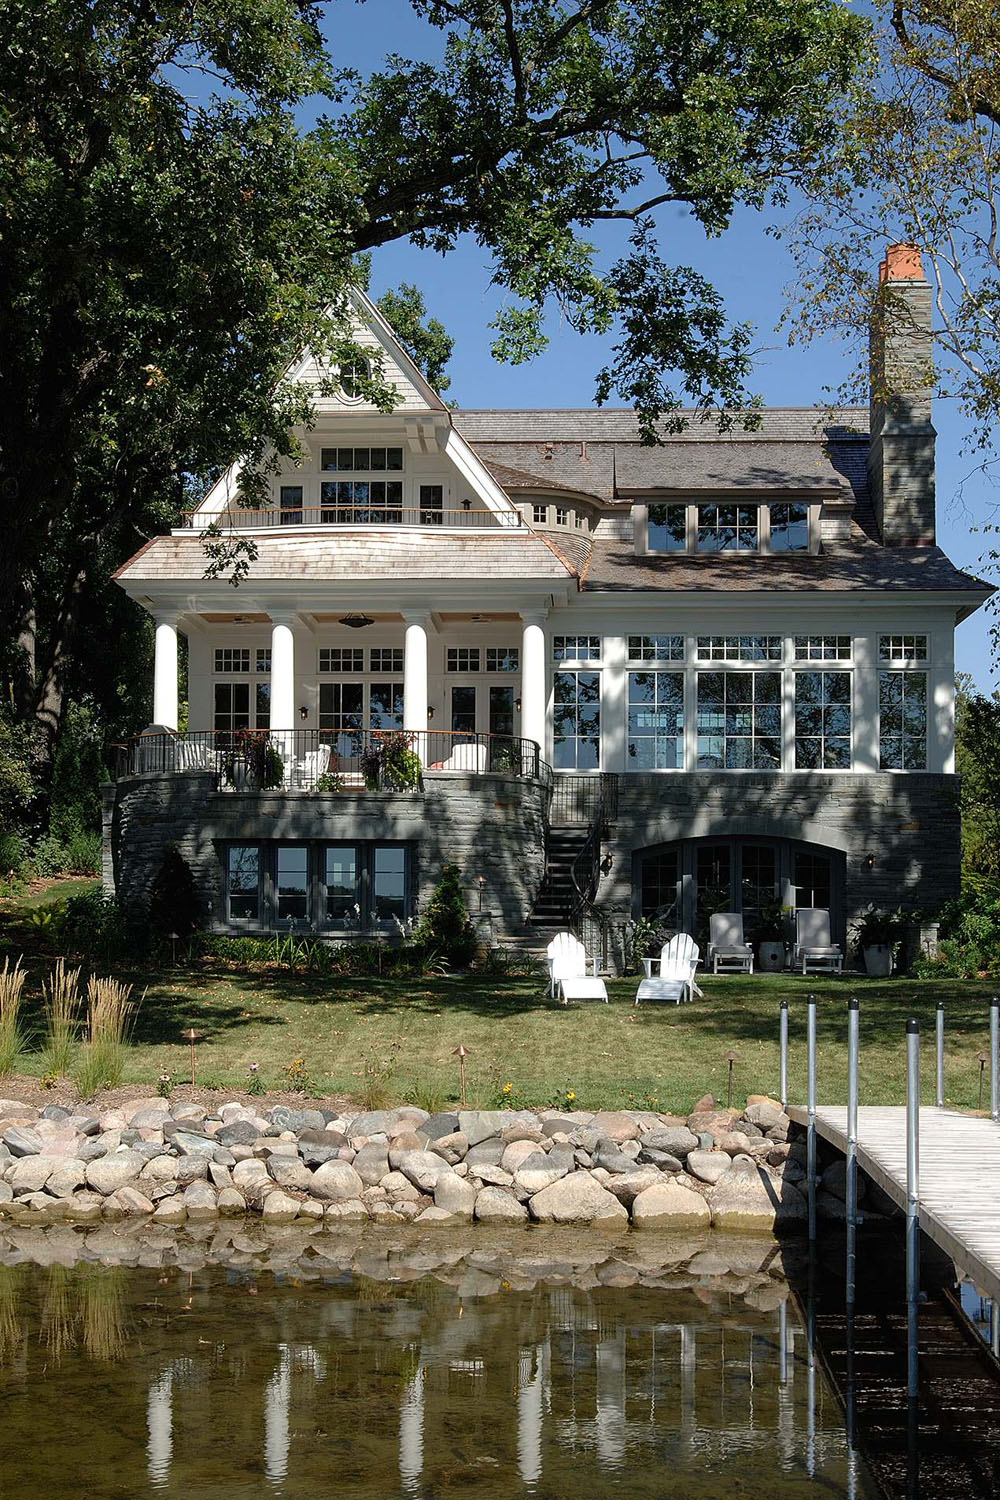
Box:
[786, 1105, 1000, 1303]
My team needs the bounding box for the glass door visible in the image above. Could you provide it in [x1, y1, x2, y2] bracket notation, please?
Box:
[318, 682, 364, 758]
[451, 685, 477, 740]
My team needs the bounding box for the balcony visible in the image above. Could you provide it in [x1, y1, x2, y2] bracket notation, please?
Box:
[111, 728, 548, 791]
[180, 505, 524, 531]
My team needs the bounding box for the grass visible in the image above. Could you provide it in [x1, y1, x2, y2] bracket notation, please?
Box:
[1, 881, 997, 1112]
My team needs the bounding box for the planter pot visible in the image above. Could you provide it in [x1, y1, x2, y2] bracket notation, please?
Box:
[758, 941, 785, 973]
[863, 944, 893, 978]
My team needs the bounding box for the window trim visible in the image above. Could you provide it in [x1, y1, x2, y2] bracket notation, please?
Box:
[221, 841, 413, 932]
[642, 500, 817, 556]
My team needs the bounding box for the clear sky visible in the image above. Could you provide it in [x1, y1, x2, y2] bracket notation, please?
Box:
[319, 2, 997, 689]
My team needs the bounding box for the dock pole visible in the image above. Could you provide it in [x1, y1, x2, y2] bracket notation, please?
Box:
[906, 1018, 920, 1402]
[846, 997, 859, 1310]
[935, 1000, 944, 1109]
[779, 999, 788, 1112]
[807, 994, 817, 1243]
[991, 999, 999, 1123]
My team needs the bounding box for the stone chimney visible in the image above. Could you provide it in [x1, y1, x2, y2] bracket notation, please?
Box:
[866, 242, 936, 545]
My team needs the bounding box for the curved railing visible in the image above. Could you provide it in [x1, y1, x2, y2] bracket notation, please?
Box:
[111, 728, 548, 790]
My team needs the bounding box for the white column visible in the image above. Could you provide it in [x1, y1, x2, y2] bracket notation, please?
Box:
[152, 613, 179, 730]
[403, 612, 430, 758]
[520, 611, 548, 762]
[269, 613, 296, 732]
[601, 634, 626, 773]
[853, 631, 879, 772]
[930, 624, 955, 773]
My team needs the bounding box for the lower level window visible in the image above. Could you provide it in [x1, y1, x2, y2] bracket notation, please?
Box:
[879, 671, 927, 770]
[223, 841, 412, 930]
[227, 846, 261, 922]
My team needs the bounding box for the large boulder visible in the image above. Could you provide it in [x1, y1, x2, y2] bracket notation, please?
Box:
[9, 1154, 64, 1196]
[685, 1150, 732, 1186]
[603, 1168, 666, 1207]
[514, 1146, 574, 1195]
[267, 1157, 315, 1193]
[183, 1182, 219, 1221]
[631, 1180, 711, 1229]
[2, 1126, 43, 1158]
[589, 1112, 641, 1144]
[391, 1150, 455, 1194]
[310, 1159, 364, 1202]
[528, 1173, 628, 1226]
[352, 1141, 390, 1186]
[85, 1150, 145, 1196]
[457, 1111, 511, 1146]
[707, 1156, 807, 1230]
[639, 1126, 698, 1158]
[433, 1174, 477, 1220]
[474, 1187, 528, 1223]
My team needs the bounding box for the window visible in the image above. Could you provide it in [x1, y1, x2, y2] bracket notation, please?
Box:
[321, 447, 404, 472]
[696, 503, 758, 552]
[647, 503, 687, 553]
[369, 681, 404, 730]
[740, 844, 777, 935]
[489, 686, 514, 738]
[769, 503, 810, 552]
[556, 506, 568, 525]
[318, 682, 364, 742]
[532, 504, 547, 524]
[324, 846, 358, 926]
[793, 850, 831, 911]
[627, 671, 684, 769]
[640, 849, 679, 921]
[420, 484, 443, 524]
[227, 846, 260, 922]
[447, 647, 481, 673]
[696, 636, 782, 662]
[370, 648, 403, 673]
[214, 682, 251, 737]
[486, 647, 519, 672]
[215, 649, 251, 674]
[320, 479, 403, 522]
[276, 846, 309, 924]
[338, 355, 370, 401]
[319, 648, 364, 673]
[553, 635, 601, 661]
[879, 634, 928, 663]
[879, 671, 927, 769]
[373, 846, 407, 922]
[451, 685, 477, 736]
[553, 670, 600, 770]
[255, 682, 271, 730]
[279, 485, 303, 523]
[794, 671, 852, 769]
[255, 649, 272, 674]
[794, 636, 851, 661]
[696, 671, 781, 769]
[628, 635, 684, 662]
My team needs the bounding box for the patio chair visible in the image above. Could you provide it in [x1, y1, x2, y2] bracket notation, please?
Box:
[545, 931, 608, 1004]
[635, 933, 702, 1005]
[793, 908, 844, 975]
[708, 913, 754, 975]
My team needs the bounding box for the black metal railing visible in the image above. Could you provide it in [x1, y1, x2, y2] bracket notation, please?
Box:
[550, 772, 620, 828]
[111, 728, 547, 790]
[180, 505, 523, 530]
[567, 775, 619, 921]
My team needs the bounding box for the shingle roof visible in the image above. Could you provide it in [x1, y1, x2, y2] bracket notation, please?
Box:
[455, 408, 871, 442]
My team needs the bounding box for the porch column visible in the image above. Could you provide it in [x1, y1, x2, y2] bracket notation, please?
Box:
[520, 610, 548, 763]
[269, 613, 296, 732]
[152, 612, 179, 730]
[403, 611, 429, 759]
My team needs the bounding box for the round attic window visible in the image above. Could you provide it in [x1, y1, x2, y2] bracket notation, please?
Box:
[338, 355, 370, 403]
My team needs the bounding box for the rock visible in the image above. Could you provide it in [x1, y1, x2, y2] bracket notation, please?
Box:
[129, 1105, 172, 1130]
[593, 1142, 637, 1174]
[183, 1182, 219, 1221]
[589, 1111, 641, 1144]
[744, 1099, 789, 1132]
[632, 1180, 711, 1229]
[639, 1126, 698, 1158]
[603, 1168, 666, 1207]
[297, 1197, 324, 1221]
[638, 1148, 684, 1172]
[85, 1150, 145, 1196]
[115, 1185, 156, 1215]
[40, 1103, 72, 1123]
[345, 1110, 400, 1140]
[514, 1146, 575, 1195]
[382, 1171, 422, 1202]
[78, 1141, 109, 1163]
[152, 1194, 187, 1224]
[232, 1158, 270, 1185]
[10, 1155, 63, 1195]
[285, 1108, 327, 1133]
[685, 1150, 732, 1186]
[428, 1131, 468, 1165]
[821, 1159, 866, 1202]
[208, 1162, 233, 1190]
[457, 1110, 510, 1146]
[310, 1159, 364, 1201]
[141, 1154, 181, 1183]
[707, 1157, 807, 1229]
[171, 1103, 206, 1125]
[501, 1139, 540, 1174]
[261, 1190, 301, 1223]
[419, 1112, 460, 1142]
[217, 1187, 246, 1216]
[0, 1100, 39, 1122]
[298, 1129, 344, 1166]
[173, 1130, 218, 1157]
[353, 1142, 390, 1186]
[267, 1157, 316, 1193]
[174, 1157, 209, 1185]
[0, 1181, 12, 1205]
[529, 1173, 628, 1225]
[690, 1093, 715, 1113]
[433, 1174, 477, 1220]
[325, 1200, 368, 1223]
[391, 1150, 455, 1194]
[465, 1139, 505, 1169]
[467, 1164, 514, 1187]
[2, 1126, 43, 1157]
[216, 1119, 260, 1148]
[46, 1161, 87, 1198]
[475, 1187, 528, 1223]
[686, 1107, 741, 1138]
[716, 1131, 753, 1155]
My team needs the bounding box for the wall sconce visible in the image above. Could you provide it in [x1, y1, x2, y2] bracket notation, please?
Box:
[515, 696, 522, 712]
[427, 705, 435, 720]
[865, 853, 875, 871]
[299, 706, 309, 721]
[600, 852, 614, 874]
[461, 498, 472, 511]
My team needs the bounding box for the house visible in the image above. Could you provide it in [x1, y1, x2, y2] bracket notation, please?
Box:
[105, 245, 990, 961]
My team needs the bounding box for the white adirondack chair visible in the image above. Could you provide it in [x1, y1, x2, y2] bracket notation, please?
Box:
[546, 931, 608, 1004]
[793, 908, 844, 975]
[635, 934, 702, 1005]
[708, 913, 754, 974]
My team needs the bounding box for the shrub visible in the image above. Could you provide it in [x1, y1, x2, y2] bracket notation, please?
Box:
[0, 832, 30, 883]
[147, 845, 202, 937]
[75, 975, 139, 1096]
[360, 731, 422, 791]
[913, 886, 1000, 979]
[413, 864, 478, 968]
[0, 957, 27, 1077]
[58, 889, 138, 961]
[42, 958, 81, 1076]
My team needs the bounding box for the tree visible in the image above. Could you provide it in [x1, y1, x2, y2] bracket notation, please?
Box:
[955, 674, 1000, 892]
[376, 284, 454, 393]
[1, 0, 867, 769]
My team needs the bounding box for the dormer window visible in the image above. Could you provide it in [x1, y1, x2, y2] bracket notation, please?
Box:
[769, 503, 810, 552]
[643, 500, 815, 555]
[648, 503, 686, 552]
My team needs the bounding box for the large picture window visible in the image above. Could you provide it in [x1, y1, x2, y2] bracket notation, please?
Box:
[223, 842, 412, 931]
[769, 503, 810, 551]
[627, 671, 684, 769]
[226, 846, 261, 923]
[794, 671, 852, 769]
[696, 503, 758, 552]
[879, 671, 927, 769]
[696, 671, 781, 769]
[553, 670, 601, 770]
[647, 503, 687, 553]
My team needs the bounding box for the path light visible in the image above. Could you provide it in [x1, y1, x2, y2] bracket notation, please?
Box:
[978, 1050, 989, 1112]
[452, 1044, 471, 1108]
[724, 1048, 741, 1109]
[168, 932, 180, 965]
[475, 875, 486, 912]
[182, 1028, 204, 1086]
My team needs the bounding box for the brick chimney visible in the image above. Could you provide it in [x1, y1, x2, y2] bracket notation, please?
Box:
[866, 243, 936, 545]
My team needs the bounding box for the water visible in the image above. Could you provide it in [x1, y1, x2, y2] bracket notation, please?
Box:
[0, 1224, 871, 1500]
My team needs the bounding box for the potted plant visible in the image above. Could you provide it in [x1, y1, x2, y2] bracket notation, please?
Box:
[755, 899, 786, 972]
[852, 904, 904, 977]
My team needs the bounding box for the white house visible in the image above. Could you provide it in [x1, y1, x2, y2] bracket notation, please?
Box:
[106, 245, 989, 958]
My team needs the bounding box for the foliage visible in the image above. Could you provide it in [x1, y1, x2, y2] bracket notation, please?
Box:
[0, 715, 34, 839]
[0, 957, 27, 1077]
[413, 864, 478, 968]
[755, 899, 787, 943]
[914, 885, 1000, 979]
[47, 703, 105, 844]
[157, 1072, 172, 1099]
[57, 889, 135, 962]
[41, 958, 81, 1077]
[955, 679, 1000, 889]
[360, 732, 422, 791]
[476, 946, 541, 979]
[246, 1062, 266, 1097]
[222, 733, 285, 790]
[850, 903, 907, 952]
[147, 845, 202, 938]
[313, 770, 344, 793]
[359, 1038, 400, 1112]
[488, 1069, 528, 1111]
[75, 975, 139, 1096]
[625, 915, 666, 972]
[376, 284, 453, 392]
[281, 1056, 312, 1092]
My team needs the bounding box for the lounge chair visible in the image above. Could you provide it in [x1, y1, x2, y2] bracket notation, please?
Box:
[545, 931, 608, 1004]
[793, 908, 844, 975]
[635, 934, 701, 1005]
[708, 913, 754, 975]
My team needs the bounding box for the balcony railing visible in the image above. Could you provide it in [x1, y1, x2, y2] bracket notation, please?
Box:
[111, 728, 547, 790]
[180, 505, 524, 530]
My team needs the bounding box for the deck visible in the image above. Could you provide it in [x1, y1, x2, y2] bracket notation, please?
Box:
[787, 1105, 1000, 1303]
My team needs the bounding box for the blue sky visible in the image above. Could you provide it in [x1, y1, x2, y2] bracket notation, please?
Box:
[320, 1, 997, 689]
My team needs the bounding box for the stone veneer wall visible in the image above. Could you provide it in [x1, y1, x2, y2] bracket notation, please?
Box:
[102, 771, 549, 933]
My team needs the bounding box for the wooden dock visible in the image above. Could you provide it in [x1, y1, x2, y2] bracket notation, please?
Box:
[787, 1105, 1000, 1303]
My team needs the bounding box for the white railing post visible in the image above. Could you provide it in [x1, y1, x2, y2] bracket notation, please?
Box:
[779, 999, 788, 1111]
[846, 996, 860, 1308]
[807, 993, 817, 1243]
[906, 1018, 920, 1402]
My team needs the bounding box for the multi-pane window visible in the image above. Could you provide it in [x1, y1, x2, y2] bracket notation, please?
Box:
[276, 846, 309, 924]
[627, 671, 684, 769]
[532, 504, 547, 524]
[769, 503, 810, 551]
[320, 478, 403, 522]
[794, 636, 851, 661]
[556, 506, 569, 525]
[450, 685, 477, 735]
[279, 485, 303, 523]
[370, 648, 403, 673]
[879, 672, 927, 769]
[369, 682, 404, 730]
[320, 447, 404, 472]
[324, 846, 357, 925]
[319, 648, 364, 673]
[640, 848, 679, 920]
[224, 842, 411, 930]
[553, 671, 601, 770]
[215, 649, 251, 674]
[486, 647, 519, 672]
[794, 671, 852, 769]
[628, 635, 684, 662]
[227, 846, 260, 922]
[373, 846, 407, 922]
[318, 683, 364, 748]
[696, 671, 781, 769]
[647, 503, 687, 553]
[794, 850, 832, 911]
[419, 484, 444, 524]
[879, 634, 928, 663]
[696, 503, 758, 552]
[214, 682, 251, 737]
[553, 635, 601, 661]
[254, 682, 271, 730]
[696, 636, 782, 661]
[447, 647, 481, 672]
[255, 649, 272, 674]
